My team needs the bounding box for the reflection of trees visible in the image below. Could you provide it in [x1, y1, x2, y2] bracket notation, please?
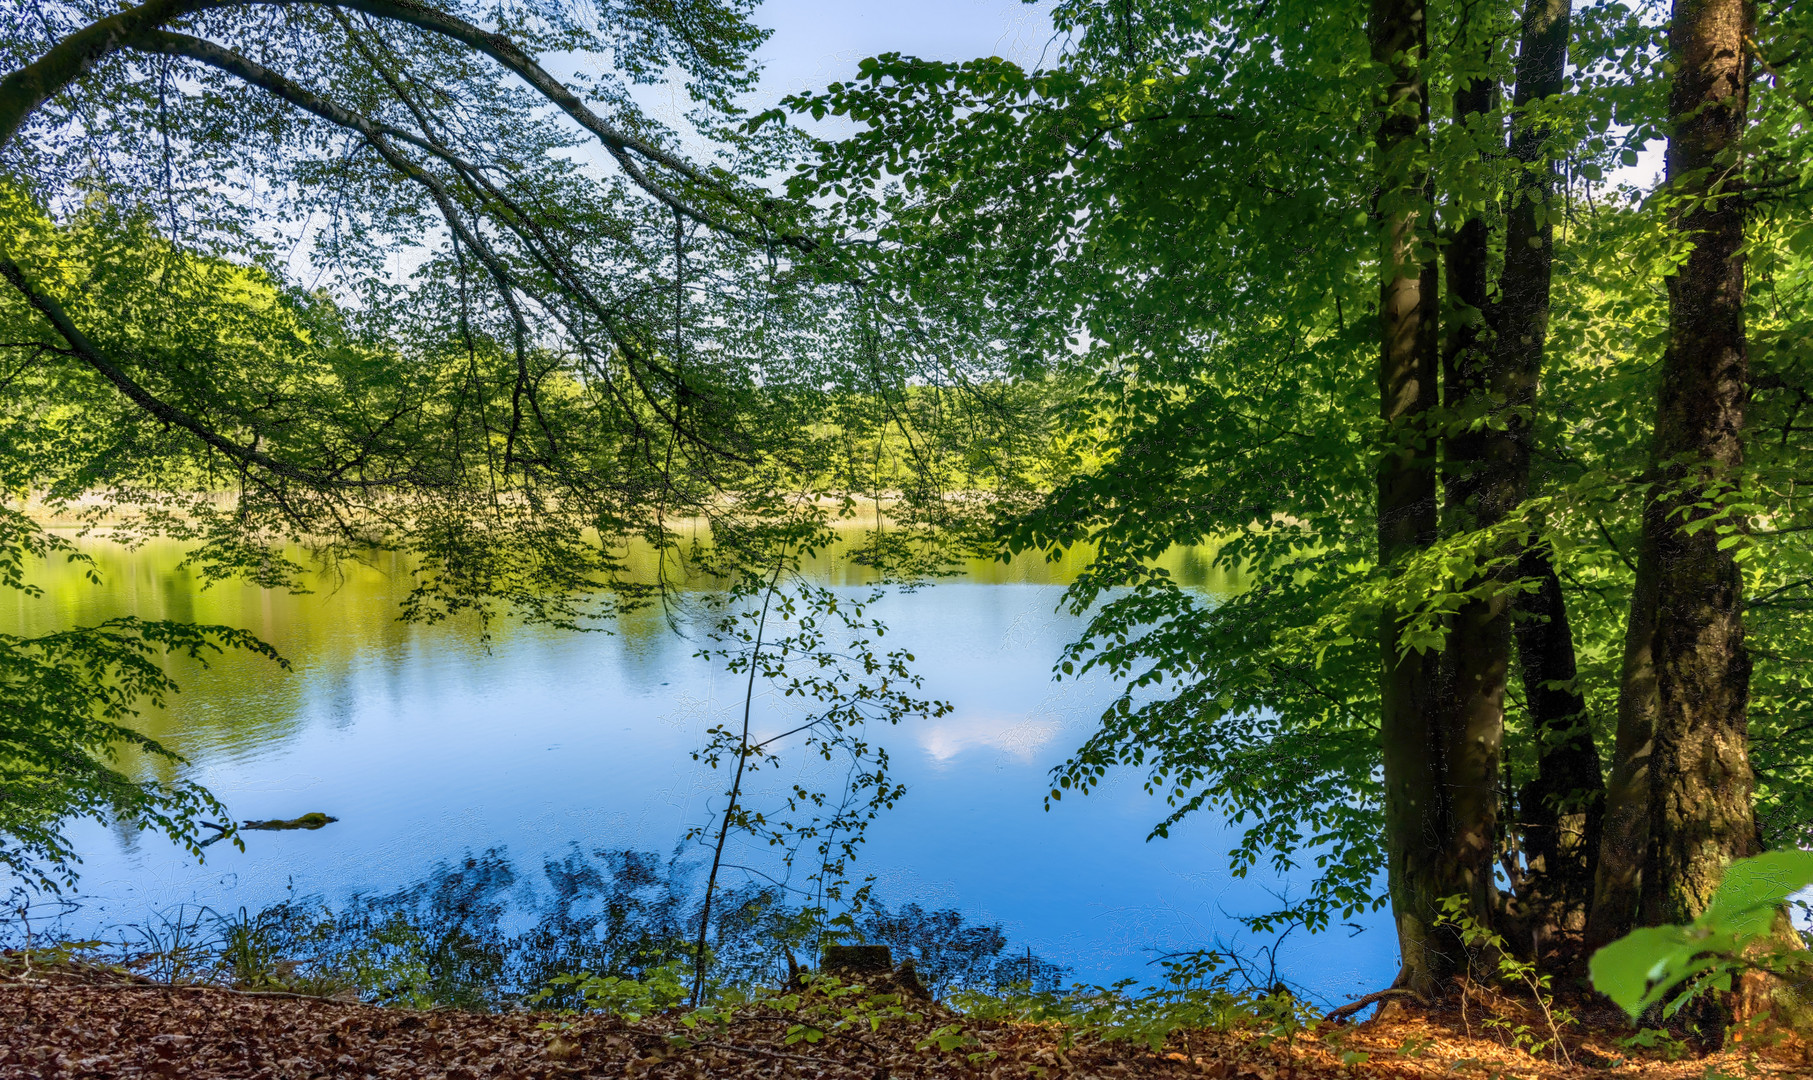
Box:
[9, 538, 521, 772]
[863, 902, 1068, 997]
[4, 534, 1243, 791]
[249, 846, 1064, 1009]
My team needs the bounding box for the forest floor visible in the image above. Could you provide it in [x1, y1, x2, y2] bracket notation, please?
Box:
[1, 958, 1807, 1079]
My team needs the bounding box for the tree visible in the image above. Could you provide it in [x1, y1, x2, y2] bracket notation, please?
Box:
[1638, 0, 1759, 931]
[0, 0, 797, 612]
[1367, 0, 1478, 999]
[1583, 0, 1811, 1029]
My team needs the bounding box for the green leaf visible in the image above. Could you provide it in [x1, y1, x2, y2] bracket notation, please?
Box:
[1589, 851, 1813, 1022]
[1589, 925, 1698, 1020]
[1703, 849, 1813, 937]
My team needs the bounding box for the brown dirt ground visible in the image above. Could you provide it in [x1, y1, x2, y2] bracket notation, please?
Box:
[1, 960, 1807, 1079]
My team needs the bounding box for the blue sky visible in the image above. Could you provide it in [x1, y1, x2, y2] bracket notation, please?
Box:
[750, 0, 1057, 99]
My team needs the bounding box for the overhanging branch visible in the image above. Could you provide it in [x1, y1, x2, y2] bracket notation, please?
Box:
[0, 0, 814, 250]
[131, 30, 761, 469]
[0, 251, 390, 489]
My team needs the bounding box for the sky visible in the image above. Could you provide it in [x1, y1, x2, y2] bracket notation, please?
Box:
[750, 0, 1058, 98]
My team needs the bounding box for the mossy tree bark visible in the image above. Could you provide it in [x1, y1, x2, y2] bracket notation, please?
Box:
[1623, 0, 1810, 1034]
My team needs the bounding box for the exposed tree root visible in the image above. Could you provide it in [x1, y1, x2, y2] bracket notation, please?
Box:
[1325, 986, 1430, 1023]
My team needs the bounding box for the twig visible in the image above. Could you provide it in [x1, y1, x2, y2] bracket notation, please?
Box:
[693, 550, 789, 1006]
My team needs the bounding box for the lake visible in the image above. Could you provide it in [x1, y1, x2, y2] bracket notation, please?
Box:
[4, 533, 1396, 1003]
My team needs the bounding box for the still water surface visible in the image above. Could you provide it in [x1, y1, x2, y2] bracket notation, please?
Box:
[7, 536, 1395, 1001]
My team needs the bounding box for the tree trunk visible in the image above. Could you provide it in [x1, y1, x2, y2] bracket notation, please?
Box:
[1371, 0, 1448, 1000]
[1586, 527, 1659, 951]
[1513, 547, 1605, 959]
[1637, 0, 1772, 1036]
[1639, 0, 1757, 930]
[1480, 0, 1607, 965]
[1438, 62, 1504, 967]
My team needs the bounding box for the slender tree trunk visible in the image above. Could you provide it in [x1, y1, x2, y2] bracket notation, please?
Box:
[1513, 548, 1605, 957]
[1639, 0, 1758, 930]
[1586, 529, 1659, 951]
[693, 556, 788, 1006]
[1371, 0, 1448, 1000]
[1491, 0, 1607, 962]
[1438, 61, 1504, 964]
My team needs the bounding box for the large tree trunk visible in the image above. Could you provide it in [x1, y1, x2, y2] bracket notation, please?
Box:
[1492, 0, 1606, 964]
[1631, 0, 1783, 1036]
[1639, 0, 1757, 930]
[1371, 0, 1448, 1000]
[1438, 62, 1504, 968]
[1635, 0, 1782, 1036]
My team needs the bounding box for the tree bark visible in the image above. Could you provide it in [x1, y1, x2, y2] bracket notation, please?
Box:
[1438, 61, 1503, 966]
[1586, 527, 1659, 951]
[1514, 547, 1605, 958]
[1371, 0, 1448, 1000]
[1639, 0, 1757, 930]
[1491, 0, 1607, 963]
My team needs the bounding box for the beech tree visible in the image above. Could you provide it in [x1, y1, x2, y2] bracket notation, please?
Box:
[1637, 0, 1757, 932]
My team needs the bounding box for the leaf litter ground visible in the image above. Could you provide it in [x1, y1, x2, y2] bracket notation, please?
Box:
[1, 958, 1808, 1079]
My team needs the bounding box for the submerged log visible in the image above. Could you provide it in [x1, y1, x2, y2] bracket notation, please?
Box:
[195, 813, 336, 848]
[241, 813, 338, 831]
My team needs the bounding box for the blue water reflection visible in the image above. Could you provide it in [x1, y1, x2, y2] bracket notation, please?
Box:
[15, 540, 1396, 1002]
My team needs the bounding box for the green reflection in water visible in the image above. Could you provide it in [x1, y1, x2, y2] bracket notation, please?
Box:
[4, 529, 1238, 784]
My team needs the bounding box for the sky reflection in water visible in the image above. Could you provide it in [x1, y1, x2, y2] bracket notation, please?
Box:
[6, 536, 1396, 1003]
